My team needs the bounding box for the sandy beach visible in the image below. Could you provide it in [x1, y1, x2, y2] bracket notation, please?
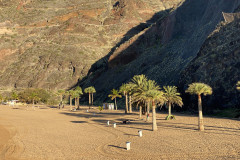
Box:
[0, 105, 239, 160]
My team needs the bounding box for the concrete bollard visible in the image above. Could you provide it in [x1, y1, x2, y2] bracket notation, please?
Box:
[138, 130, 142, 137]
[113, 123, 116, 128]
[107, 121, 110, 126]
[126, 142, 131, 150]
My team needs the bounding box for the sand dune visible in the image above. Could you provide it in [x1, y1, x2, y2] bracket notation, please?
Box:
[0, 105, 239, 160]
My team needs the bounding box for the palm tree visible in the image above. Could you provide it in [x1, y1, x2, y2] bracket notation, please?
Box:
[108, 89, 122, 110]
[237, 81, 240, 90]
[29, 91, 40, 106]
[119, 83, 129, 114]
[75, 86, 83, 109]
[186, 82, 212, 131]
[57, 89, 65, 108]
[163, 86, 183, 120]
[129, 74, 148, 119]
[84, 86, 96, 108]
[146, 89, 166, 131]
[126, 83, 134, 113]
[69, 90, 75, 110]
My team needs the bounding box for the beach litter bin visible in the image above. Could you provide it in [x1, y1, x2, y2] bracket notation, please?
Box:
[126, 142, 131, 150]
[138, 130, 142, 137]
[107, 121, 110, 126]
[113, 123, 116, 128]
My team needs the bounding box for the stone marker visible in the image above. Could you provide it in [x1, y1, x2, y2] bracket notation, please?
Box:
[126, 142, 131, 150]
[138, 130, 142, 137]
[113, 123, 116, 128]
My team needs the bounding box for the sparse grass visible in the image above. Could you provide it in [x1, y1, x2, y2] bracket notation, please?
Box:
[213, 108, 240, 118]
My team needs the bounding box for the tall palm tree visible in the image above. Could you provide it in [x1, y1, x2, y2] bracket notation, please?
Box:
[84, 86, 96, 108]
[186, 82, 212, 131]
[119, 83, 129, 114]
[90, 87, 96, 106]
[146, 89, 166, 131]
[237, 81, 240, 90]
[108, 89, 122, 110]
[69, 90, 75, 110]
[163, 86, 183, 120]
[75, 86, 83, 109]
[126, 83, 134, 113]
[129, 74, 148, 119]
[57, 89, 65, 108]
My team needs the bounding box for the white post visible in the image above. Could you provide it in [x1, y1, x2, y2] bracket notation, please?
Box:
[138, 130, 142, 137]
[126, 142, 131, 150]
[107, 121, 110, 126]
[113, 123, 116, 128]
[86, 110, 89, 112]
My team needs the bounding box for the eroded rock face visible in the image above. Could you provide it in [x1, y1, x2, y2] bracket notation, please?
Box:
[0, 0, 182, 90]
[179, 18, 240, 109]
[80, 0, 240, 105]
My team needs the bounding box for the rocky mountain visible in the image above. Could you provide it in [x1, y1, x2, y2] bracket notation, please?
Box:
[80, 0, 240, 107]
[0, 0, 240, 111]
[0, 0, 183, 90]
[179, 9, 240, 110]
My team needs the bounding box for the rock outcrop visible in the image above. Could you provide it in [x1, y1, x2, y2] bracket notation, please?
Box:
[80, 0, 240, 104]
[179, 13, 240, 109]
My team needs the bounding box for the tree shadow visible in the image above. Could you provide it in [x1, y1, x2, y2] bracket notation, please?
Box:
[124, 133, 138, 137]
[60, 112, 103, 118]
[108, 145, 126, 150]
[71, 121, 87, 123]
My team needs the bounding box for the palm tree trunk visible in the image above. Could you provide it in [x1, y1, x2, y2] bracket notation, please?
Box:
[139, 105, 142, 119]
[152, 101, 157, 131]
[125, 94, 128, 114]
[129, 95, 132, 113]
[60, 95, 63, 105]
[70, 97, 72, 110]
[91, 93, 93, 106]
[77, 97, 80, 110]
[168, 102, 171, 116]
[88, 93, 91, 106]
[198, 94, 204, 131]
[146, 101, 150, 122]
[75, 98, 77, 107]
[115, 98, 117, 110]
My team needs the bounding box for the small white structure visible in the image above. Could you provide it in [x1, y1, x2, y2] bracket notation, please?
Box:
[107, 121, 110, 126]
[126, 142, 131, 150]
[113, 123, 116, 128]
[86, 110, 89, 112]
[103, 103, 114, 110]
[138, 130, 142, 137]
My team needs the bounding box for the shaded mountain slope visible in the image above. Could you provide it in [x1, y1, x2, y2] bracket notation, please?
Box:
[179, 14, 240, 109]
[80, 0, 240, 104]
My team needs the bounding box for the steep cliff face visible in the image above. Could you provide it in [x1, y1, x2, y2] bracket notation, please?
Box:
[179, 12, 240, 109]
[0, 0, 182, 90]
[80, 0, 240, 103]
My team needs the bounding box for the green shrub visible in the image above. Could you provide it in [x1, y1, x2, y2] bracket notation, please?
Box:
[165, 115, 175, 120]
[98, 106, 103, 111]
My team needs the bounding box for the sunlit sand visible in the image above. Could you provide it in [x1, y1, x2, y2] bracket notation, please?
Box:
[0, 105, 239, 159]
